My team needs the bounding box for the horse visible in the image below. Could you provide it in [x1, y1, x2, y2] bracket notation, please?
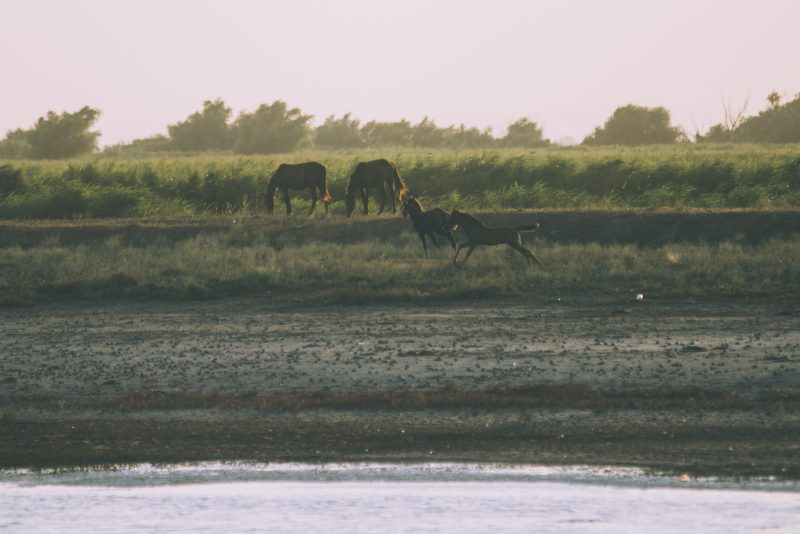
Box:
[266, 162, 332, 216]
[401, 194, 456, 256]
[447, 209, 542, 267]
[345, 159, 406, 217]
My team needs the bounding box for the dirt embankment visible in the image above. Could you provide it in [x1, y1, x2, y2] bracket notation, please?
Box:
[2, 297, 799, 476]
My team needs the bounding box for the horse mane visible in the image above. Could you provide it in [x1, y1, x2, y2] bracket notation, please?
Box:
[389, 161, 407, 194]
[406, 196, 423, 211]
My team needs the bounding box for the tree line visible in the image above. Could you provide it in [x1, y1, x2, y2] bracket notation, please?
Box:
[117, 100, 550, 154]
[1, 92, 798, 159]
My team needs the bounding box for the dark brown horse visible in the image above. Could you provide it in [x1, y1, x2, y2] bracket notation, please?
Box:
[448, 209, 541, 267]
[266, 162, 332, 215]
[401, 194, 456, 255]
[345, 159, 406, 216]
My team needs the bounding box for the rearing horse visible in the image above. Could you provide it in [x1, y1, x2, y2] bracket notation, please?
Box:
[266, 162, 332, 216]
[448, 209, 542, 267]
[345, 159, 406, 216]
[401, 194, 456, 256]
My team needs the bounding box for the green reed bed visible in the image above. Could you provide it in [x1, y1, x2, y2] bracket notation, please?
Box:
[1, 145, 799, 219]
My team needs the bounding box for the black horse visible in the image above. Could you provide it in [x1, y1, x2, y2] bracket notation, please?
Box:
[401, 194, 456, 255]
[266, 162, 331, 216]
[345, 159, 406, 216]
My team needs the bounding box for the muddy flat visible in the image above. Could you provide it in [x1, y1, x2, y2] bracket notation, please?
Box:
[2, 296, 800, 476]
[3, 297, 799, 395]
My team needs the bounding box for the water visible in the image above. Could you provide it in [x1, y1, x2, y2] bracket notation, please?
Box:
[1, 463, 798, 533]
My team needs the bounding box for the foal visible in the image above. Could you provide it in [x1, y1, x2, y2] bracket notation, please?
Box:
[401, 195, 456, 256]
[447, 209, 541, 267]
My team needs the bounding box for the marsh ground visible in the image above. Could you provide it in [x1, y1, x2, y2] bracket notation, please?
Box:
[2, 296, 799, 476]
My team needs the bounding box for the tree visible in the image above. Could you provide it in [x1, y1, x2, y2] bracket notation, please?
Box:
[699, 91, 800, 143]
[361, 120, 413, 147]
[167, 99, 233, 151]
[102, 135, 172, 156]
[767, 91, 782, 110]
[362, 118, 496, 149]
[696, 97, 748, 143]
[13, 106, 102, 159]
[0, 164, 24, 198]
[697, 124, 734, 143]
[733, 93, 800, 143]
[502, 118, 549, 147]
[314, 113, 364, 149]
[583, 105, 683, 146]
[0, 128, 31, 158]
[411, 117, 447, 148]
[233, 101, 312, 154]
[446, 125, 496, 149]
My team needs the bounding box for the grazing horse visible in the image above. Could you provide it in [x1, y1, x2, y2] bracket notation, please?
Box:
[266, 162, 332, 216]
[401, 194, 456, 256]
[447, 209, 541, 267]
[345, 159, 406, 216]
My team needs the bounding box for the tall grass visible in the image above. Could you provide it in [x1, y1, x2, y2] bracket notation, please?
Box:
[3, 226, 798, 304]
[1, 145, 799, 219]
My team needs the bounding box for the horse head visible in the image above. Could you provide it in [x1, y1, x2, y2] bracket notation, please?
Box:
[401, 194, 423, 218]
[345, 188, 356, 216]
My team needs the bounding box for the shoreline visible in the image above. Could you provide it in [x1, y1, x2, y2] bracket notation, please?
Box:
[3, 399, 799, 478]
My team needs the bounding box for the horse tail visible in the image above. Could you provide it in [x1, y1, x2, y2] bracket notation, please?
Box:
[344, 165, 361, 216]
[516, 222, 540, 232]
[320, 166, 332, 203]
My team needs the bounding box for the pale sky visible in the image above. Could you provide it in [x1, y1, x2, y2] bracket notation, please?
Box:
[2, 0, 799, 146]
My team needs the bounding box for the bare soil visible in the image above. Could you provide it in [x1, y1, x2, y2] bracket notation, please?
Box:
[2, 296, 799, 476]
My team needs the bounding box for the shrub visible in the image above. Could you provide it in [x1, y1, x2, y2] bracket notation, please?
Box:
[0, 165, 24, 198]
[584, 105, 684, 145]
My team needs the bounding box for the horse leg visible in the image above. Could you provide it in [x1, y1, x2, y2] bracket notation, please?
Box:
[460, 244, 477, 265]
[418, 232, 428, 256]
[378, 187, 387, 214]
[282, 188, 292, 216]
[440, 230, 456, 249]
[308, 187, 317, 216]
[453, 242, 470, 265]
[361, 188, 369, 215]
[510, 243, 542, 267]
[428, 233, 439, 246]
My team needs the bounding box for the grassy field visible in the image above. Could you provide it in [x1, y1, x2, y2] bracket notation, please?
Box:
[1, 145, 800, 219]
[3, 148, 800, 475]
[2, 212, 799, 476]
[1, 210, 799, 305]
